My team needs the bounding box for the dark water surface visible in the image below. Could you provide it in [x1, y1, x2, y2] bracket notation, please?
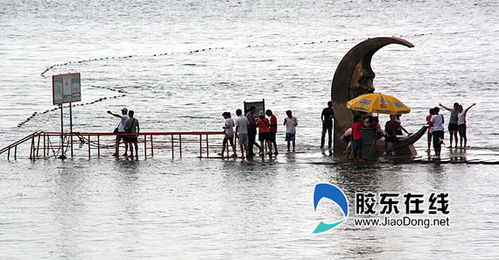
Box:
[1, 0, 498, 258]
[1, 159, 498, 258]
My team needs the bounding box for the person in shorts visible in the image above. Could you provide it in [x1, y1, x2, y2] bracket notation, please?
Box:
[439, 102, 459, 148]
[124, 110, 140, 158]
[256, 112, 271, 157]
[341, 127, 352, 156]
[283, 110, 298, 152]
[218, 112, 237, 157]
[457, 103, 476, 149]
[107, 107, 129, 157]
[266, 109, 278, 155]
[235, 109, 249, 159]
[430, 107, 445, 157]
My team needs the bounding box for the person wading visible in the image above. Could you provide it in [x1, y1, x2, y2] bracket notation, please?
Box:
[266, 109, 278, 155]
[439, 102, 460, 148]
[283, 110, 298, 152]
[107, 108, 129, 157]
[235, 109, 249, 159]
[124, 110, 140, 159]
[430, 107, 445, 157]
[321, 101, 334, 149]
[246, 107, 258, 159]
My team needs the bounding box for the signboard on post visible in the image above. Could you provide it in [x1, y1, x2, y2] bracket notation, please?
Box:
[244, 99, 265, 115]
[52, 73, 81, 105]
[52, 72, 81, 159]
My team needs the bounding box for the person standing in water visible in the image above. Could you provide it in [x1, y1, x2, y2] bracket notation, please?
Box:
[266, 109, 278, 155]
[320, 101, 334, 149]
[124, 110, 140, 159]
[107, 108, 129, 157]
[246, 106, 258, 159]
[218, 112, 237, 157]
[439, 103, 460, 148]
[283, 110, 298, 152]
[425, 108, 435, 154]
[457, 103, 476, 149]
[256, 112, 272, 157]
[351, 115, 363, 160]
[235, 109, 249, 159]
[430, 107, 445, 157]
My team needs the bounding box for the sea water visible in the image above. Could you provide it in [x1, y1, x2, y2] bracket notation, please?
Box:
[0, 0, 498, 258]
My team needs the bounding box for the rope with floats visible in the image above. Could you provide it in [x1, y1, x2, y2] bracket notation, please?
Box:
[39, 32, 465, 78]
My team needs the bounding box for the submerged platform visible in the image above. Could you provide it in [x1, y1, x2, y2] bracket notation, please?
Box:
[213, 147, 499, 165]
[1, 132, 497, 165]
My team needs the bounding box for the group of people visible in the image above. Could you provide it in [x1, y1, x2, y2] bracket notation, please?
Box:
[426, 102, 476, 156]
[338, 101, 477, 159]
[218, 107, 298, 160]
[107, 101, 475, 160]
[108, 108, 140, 158]
[341, 112, 409, 160]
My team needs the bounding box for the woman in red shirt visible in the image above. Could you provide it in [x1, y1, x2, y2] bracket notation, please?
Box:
[256, 112, 272, 157]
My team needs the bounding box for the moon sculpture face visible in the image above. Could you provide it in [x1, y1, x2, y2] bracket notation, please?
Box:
[331, 37, 416, 154]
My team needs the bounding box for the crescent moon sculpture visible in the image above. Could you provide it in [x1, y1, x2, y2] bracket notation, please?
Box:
[331, 37, 426, 155]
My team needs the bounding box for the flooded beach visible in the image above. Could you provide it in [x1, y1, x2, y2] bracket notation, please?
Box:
[1, 0, 498, 258]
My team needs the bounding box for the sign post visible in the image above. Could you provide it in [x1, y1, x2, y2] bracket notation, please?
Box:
[59, 104, 65, 159]
[52, 73, 81, 159]
[69, 102, 73, 157]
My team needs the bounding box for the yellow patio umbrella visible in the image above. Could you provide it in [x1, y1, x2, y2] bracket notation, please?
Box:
[346, 93, 411, 114]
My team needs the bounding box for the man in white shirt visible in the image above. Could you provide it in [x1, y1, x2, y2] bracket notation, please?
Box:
[107, 108, 129, 157]
[283, 110, 298, 152]
[218, 112, 237, 157]
[235, 109, 249, 159]
[430, 107, 445, 157]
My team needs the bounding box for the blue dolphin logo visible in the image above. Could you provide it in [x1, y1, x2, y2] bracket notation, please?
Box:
[313, 184, 349, 233]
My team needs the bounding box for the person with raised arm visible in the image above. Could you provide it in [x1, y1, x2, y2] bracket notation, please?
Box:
[456, 103, 476, 149]
[439, 102, 460, 148]
[107, 108, 128, 157]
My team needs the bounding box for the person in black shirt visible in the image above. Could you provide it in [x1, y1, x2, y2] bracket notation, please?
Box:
[246, 106, 257, 159]
[321, 101, 335, 148]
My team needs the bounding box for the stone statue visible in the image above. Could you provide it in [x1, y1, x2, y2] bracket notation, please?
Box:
[331, 37, 427, 155]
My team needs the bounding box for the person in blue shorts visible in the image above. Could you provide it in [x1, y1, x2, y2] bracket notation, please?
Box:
[283, 110, 298, 152]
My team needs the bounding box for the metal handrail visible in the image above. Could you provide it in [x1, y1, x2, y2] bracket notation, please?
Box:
[1, 131, 226, 160]
[0, 132, 38, 155]
[41, 131, 224, 136]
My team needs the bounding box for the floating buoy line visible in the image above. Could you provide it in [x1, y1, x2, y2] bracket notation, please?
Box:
[17, 85, 128, 128]
[39, 32, 467, 79]
[19, 31, 463, 128]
